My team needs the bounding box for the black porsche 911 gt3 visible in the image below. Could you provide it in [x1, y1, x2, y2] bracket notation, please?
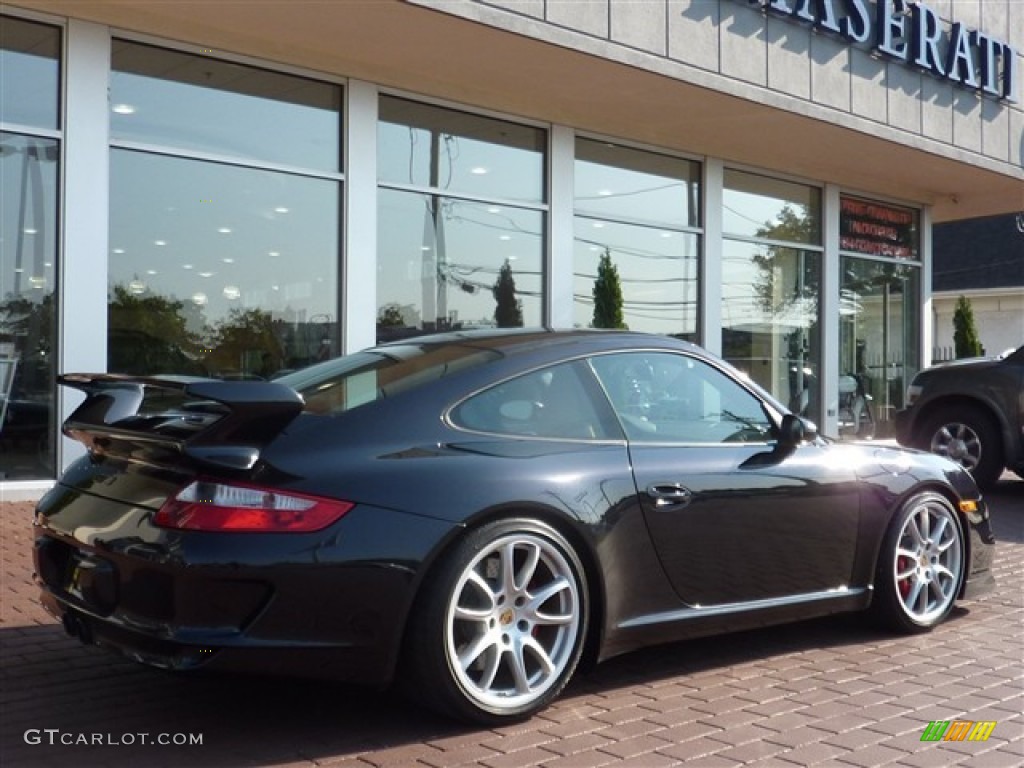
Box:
[33, 329, 995, 723]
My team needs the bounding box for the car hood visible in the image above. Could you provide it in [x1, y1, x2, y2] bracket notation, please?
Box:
[921, 355, 1003, 374]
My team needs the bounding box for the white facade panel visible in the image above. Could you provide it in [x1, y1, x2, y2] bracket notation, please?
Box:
[610, 0, 666, 56]
[921, 79, 954, 144]
[668, 0, 719, 72]
[982, 98, 1011, 163]
[766, 17, 809, 99]
[849, 48, 888, 123]
[1011, 108, 1024, 170]
[1010, 0, 1024, 52]
[481, 0, 544, 20]
[810, 36, 851, 112]
[887, 66, 923, 134]
[952, 91, 984, 153]
[546, 0, 608, 38]
[719, 3, 767, 86]
[952, 0, 981, 32]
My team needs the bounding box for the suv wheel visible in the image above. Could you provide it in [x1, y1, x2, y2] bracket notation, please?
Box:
[918, 405, 1003, 489]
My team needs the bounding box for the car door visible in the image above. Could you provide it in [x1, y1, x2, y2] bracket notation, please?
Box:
[589, 351, 861, 607]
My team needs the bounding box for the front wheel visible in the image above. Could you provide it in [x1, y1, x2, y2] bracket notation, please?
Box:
[406, 518, 588, 724]
[919, 405, 1002, 489]
[871, 492, 964, 633]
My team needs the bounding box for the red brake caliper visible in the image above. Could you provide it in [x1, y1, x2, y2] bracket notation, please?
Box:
[897, 556, 912, 598]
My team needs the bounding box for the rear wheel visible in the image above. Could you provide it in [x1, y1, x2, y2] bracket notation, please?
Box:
[919, 405, 1002, 488]
[407, 518, 588, 724]
[872, 492, 964, 633]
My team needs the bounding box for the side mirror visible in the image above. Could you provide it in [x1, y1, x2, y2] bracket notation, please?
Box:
[779, 413, 817, 446]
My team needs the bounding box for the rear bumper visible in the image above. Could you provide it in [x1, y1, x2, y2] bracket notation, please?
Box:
[32, 487, 457, 687]
[38, 589, 403, 685]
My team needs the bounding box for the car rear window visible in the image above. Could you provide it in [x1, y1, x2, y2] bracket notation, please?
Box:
[275, 344, 501, 415]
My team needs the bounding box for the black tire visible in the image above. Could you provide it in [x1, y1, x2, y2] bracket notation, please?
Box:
[918, 405, 1003, 489]
[405, 518, 588, 724]
[871, 492, 964, 634]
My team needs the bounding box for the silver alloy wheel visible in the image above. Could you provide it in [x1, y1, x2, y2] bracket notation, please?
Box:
[929, 421, 982, 472]
[892, 497, 963, 624]
[444, 532, 581, 712]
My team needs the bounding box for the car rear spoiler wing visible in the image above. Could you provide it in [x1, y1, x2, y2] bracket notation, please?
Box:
[59, 373, 304, 471]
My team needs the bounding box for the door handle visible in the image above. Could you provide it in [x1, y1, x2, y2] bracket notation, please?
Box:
[646, 483, 692, 508]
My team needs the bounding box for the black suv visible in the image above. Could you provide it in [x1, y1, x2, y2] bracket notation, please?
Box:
[894, 345, 1023, 488]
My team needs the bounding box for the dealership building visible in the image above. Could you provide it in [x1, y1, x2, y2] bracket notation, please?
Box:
[1, 0, 1022, 498]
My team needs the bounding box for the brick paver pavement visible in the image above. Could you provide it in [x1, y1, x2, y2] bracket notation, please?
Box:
[2, 475, 1022, 767]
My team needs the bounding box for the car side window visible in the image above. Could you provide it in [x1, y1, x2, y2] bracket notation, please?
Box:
[589, 352, 773, 444]
[451, 361, 614, 440]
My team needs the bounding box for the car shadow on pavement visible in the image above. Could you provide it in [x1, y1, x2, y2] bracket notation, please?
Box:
[0, 609, 959, 767]
[1, 621, 460, 767]
[988, 474, 1024, 544]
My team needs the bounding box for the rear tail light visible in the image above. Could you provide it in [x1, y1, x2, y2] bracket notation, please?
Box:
[154, 480, 354, 533]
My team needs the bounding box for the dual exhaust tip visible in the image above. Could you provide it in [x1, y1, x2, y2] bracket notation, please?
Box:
[61, 612, 94, 646]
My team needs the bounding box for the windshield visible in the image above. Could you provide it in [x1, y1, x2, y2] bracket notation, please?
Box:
[274, 343, 502, 415]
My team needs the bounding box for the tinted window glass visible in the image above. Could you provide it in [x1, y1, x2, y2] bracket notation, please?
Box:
[723, 169, 821, 244]
[0, 17, 60, 129]
[111, 41, 340, 170]
[590, 352, 772, 443]
[376, 188, 543, 342]
[452, 361, 612, 440]
[378, 96, 544, 203]
[0, 132, 59, 479]
[109, 150, 340, 377]
[277, 343, 500, 415]
[376, 97, 546, 345]
[574, 139, 701, 341]
[575, 138, 699, 228]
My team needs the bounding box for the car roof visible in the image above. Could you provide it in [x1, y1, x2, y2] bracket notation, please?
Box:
[374, 327, 705, 359]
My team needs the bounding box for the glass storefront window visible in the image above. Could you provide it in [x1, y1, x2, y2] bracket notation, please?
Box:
[0, 133, 59, 479]
[377, 189, 543, 341]
[574, 220, 699, 338]
[378, 96, 545, 204]
[721, 240, 821, 417]
[724, 169, 822, 244]
[838, 196, 921, 439]
[840, 258, 920, 439]
[109, 43, 342, 380]
[1, 15, 61, 481]
[574, 139, 701, 340]
[0, 17, 60, 129]
[722, 171, 822, 420]
[109, 150, 340, 377]
[377, 97, 546, 342]
[576, 139, 699, 228]
[111, 41, 341, 171]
